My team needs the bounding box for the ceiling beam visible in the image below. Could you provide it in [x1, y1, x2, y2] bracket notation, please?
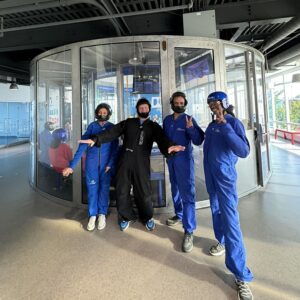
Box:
[268, 43, 300, 67]
[261, 15, 300, 52]
[218, 17, 292, 30]
[0, 0, 125, 36]
[0, 20, 117, 52]
[0, 1, 193, 34]
[230, 25, 248, 42]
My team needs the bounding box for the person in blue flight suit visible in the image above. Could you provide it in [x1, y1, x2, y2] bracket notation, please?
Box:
[78, 98, 185, 232]
[62, 103, 119, 232]
[163, 91, 205, 253]
[204, 91, 253, 300]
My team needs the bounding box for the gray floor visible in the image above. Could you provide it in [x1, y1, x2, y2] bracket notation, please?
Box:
[0, 140, 300, 300]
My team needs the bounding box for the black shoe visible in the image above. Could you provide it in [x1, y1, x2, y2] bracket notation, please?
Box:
[182, 232, 193, 253]
[166, 215, 182, 226]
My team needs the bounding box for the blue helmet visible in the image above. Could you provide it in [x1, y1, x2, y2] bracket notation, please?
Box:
[52, 128, 68, 142]
[207, 91, 229, 109]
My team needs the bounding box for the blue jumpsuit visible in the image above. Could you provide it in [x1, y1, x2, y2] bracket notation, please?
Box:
[163, 113, 204, 233]
[69, 121, 118, 217]
[203, 114, 253, 282]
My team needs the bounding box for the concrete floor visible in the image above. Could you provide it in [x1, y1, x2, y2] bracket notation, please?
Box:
[0, 140, 300, 300]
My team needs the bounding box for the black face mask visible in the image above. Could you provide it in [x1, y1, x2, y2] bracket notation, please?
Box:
[137, 112, 150, 119]
[96, 115, 109, 121]
[172, 104, 186, 114]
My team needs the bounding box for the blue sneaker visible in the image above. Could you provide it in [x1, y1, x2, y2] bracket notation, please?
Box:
[119, 220, 129, 231]
[145, 218, 155, 231]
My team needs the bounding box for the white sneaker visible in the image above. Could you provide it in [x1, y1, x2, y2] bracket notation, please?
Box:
[235, 279, 253, 300]
[209, 242, 225, 256]
[87, 216, 96, 231]
[97, 214, 106, 230]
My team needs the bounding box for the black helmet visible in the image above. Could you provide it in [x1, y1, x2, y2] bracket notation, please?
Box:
[135, 98, 151, 111]
[169, 91, 188, 106]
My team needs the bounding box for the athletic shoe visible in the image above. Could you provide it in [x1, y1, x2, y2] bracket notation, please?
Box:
[87, 216, 96, 231]
[145, 218, 155, 231]
[119, 220, 129, 231]
[209, 243, 225, 256]
[235, 279, 253, 300]
[97, 214, 106, 230]
[166, 215, 182, 226]
[182, 232, 193, 253]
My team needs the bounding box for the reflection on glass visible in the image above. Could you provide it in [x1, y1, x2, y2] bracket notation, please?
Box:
[81, 42, 166, 207]
[225, 46, 249, 129]
[37, 51, 73, 201]
[123, 64, 162, 123]
[174, 47, 216, 202]
[175, 48, 215, 128]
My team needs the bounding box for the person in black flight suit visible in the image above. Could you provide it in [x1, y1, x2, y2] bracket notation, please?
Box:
[79, 98, 185, 231]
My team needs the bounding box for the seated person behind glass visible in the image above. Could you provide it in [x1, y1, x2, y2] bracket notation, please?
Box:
[48, 128, 72, 173]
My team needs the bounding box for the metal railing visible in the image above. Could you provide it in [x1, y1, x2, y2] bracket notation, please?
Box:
[269, 120, 300, 132]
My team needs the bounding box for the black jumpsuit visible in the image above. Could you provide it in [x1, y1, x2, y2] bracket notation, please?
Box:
[92, 118, 173, 223]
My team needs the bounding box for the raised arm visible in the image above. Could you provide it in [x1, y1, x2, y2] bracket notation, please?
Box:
[153, 122, 185, 156]
[92, 120, 125, 147]
[63, 125, 92, 176]
[79, 120, 126, 147]
[186, 116, 205, 146]
[68, 126, 91, 168]
[220, 119, 250, 158]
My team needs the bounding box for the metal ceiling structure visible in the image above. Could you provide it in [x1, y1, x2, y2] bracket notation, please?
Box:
[0, 0, 299, 85]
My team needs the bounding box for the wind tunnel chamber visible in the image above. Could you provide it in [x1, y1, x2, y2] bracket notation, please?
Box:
[30, 36, 271, 211]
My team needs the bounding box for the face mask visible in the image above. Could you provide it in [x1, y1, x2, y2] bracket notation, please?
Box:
[48, 125, 55, 131]
[137, 112, 149, 119]
[172, 105, 186, 114]
[96, 115, 109, 121]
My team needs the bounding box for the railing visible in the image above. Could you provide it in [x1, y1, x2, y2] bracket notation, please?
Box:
[268, 121, 300, 132]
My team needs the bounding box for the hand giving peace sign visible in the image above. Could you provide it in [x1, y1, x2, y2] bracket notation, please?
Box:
[186, 115, 193, 128]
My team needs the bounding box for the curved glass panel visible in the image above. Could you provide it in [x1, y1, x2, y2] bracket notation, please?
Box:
[36, 51, 73, 201]
[225, 46, 250, 128]
[81, 41, 166, 207]
[174, 47, 216, 201]
[30, 36, 268, 208]
[225, 46, 258, 193]
[29, 66, 36, 186]
[255, 58, 271, 183]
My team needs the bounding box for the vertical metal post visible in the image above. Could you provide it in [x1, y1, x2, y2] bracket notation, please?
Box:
[71, 45, 83, 206]
[245, 51, 254, 129]
[0, 16, 3, 38]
